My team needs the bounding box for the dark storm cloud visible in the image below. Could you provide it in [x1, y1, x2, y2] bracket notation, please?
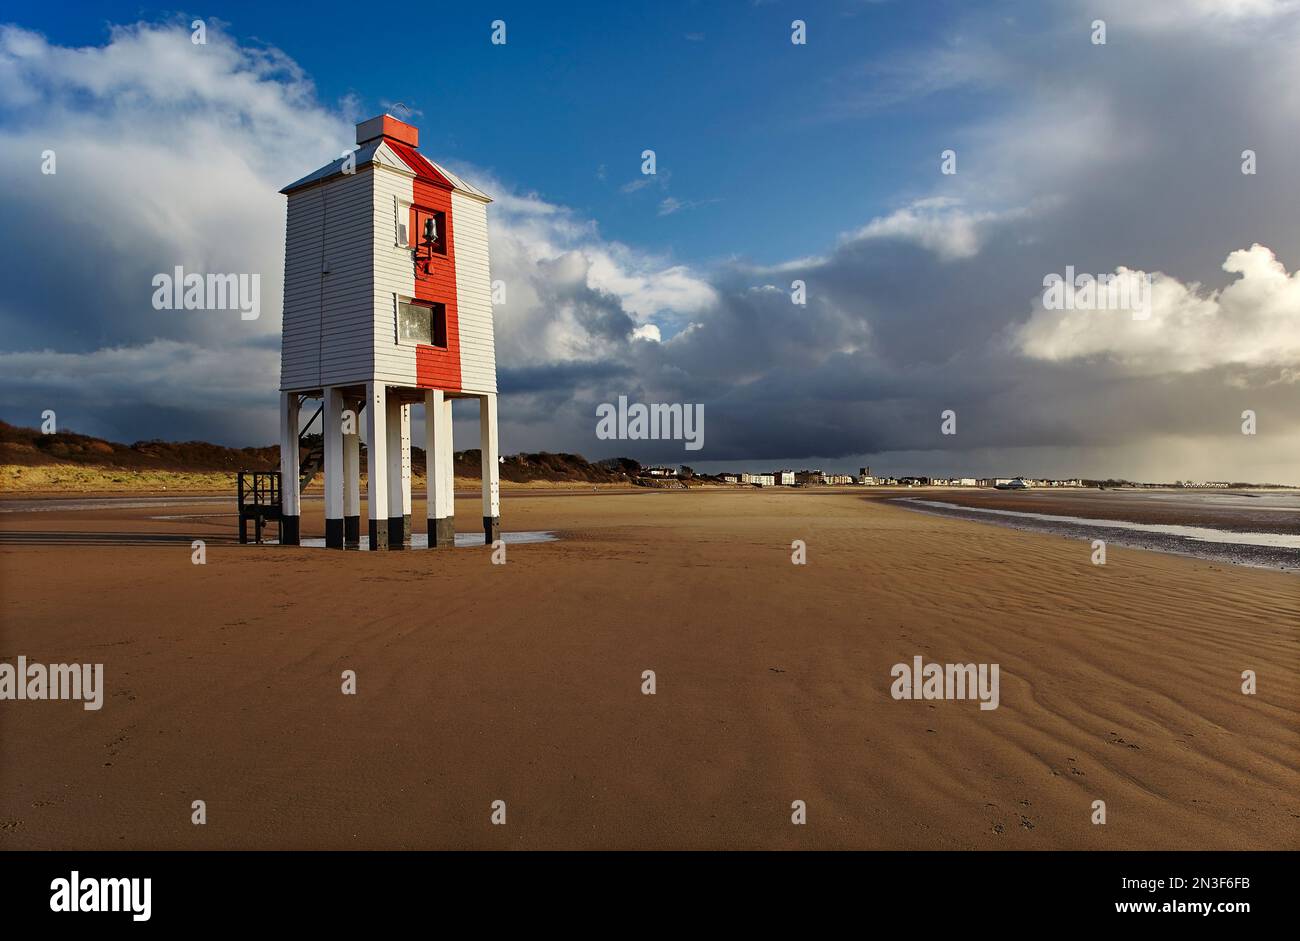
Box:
[499, 360, 631, 396]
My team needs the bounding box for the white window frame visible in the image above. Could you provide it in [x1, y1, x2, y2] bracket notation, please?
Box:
[396, 296, 431, 347]
[395, 196, 411, 248]
[395, 296, 448, 349]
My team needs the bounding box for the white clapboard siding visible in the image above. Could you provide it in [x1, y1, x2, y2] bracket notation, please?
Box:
[371, 163, 418, 387]
[280, 168, 378, 390]
[280, 187, 322, 390]
[281, 138, 495, 394]
[319, 168, 378, 387]
[450, 191, 497, 394]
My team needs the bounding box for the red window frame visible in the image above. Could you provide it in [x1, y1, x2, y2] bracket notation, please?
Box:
[410, 206, 447, 258]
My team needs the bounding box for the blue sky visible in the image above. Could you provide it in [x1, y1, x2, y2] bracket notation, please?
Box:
[2, 1, 1300, 482]
[19, 0, 993, 265]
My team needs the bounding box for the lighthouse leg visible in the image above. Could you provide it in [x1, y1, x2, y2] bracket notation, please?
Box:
[480, 393, 500, 543]
[279, 391, 301, 545]
[441, 396, 456, 543]
[426, 390, 454, 547]
[366, 382, 389, 550]
[323, 387, 345, 549]
[400, 403, 412, 544]
[385, 394, 406, 549]
[343, 397, 360, 547]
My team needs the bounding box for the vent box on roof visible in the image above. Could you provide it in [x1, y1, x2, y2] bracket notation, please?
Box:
[355, 114, 419, 147]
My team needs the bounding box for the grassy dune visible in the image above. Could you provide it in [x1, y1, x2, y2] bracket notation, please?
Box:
[0, 463, 648, 494]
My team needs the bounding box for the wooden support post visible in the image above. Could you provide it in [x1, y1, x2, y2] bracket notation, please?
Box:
[366, 382, 389, 550]
[480, 393, 500, 543]
[279, 391, 301, 545]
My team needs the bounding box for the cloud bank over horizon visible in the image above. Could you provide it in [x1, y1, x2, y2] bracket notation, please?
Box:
[1, 4, 1298, 483]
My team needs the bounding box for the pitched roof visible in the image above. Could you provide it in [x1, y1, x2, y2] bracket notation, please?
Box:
[280, 126, 491, 202]
[382, 139, 491, 201]
[278, 140, 383, 194]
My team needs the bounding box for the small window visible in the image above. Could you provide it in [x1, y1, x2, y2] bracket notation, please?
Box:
[397, 300, 447, 348]
[412, 208, 447, 256]
[396, 198, 411, 247]
[431, 302, 447, 347]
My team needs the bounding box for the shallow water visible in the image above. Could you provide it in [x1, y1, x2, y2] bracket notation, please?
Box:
[0, 495, 231, 513]
[294, 530, 557, 549]
[899, 499, 1300, 549]
[895, 498, 1300, 572]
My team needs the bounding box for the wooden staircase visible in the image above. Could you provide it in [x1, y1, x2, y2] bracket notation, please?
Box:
[297, 395, 363, 493]
[296, 399, 324, 493]
[298, 440, 324, 492]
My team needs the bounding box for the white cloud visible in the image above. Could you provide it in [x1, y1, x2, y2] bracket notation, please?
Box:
[829, 36, 1013, 115]
[585, 252, 717, 318]
[848, 197, 1021, 261]
[460, 172, 717, 364]
[657, 196, 718, 216]
[0, 21, 353, 357]
[1090, 0, 1300, 26]
[1017, 244, 1300, 374]
[0, 20, 717, 437]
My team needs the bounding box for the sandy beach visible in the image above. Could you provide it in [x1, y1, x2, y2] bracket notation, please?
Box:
[1, 487, 1296, 850]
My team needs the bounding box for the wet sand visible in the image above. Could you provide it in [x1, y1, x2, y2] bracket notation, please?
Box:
[891, 487, 1300, 534]
[892, 491, 1300, 573]
[1, 488, 1296, 849]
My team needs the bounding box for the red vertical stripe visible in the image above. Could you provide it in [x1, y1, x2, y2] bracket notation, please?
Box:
[387, 140, 462, 392]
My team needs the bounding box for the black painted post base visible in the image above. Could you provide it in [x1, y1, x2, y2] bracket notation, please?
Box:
[484, 516, 501, 543]
[325, 518, 345, 549]
[281, 515, 300, 546]
[429, 517, 456, 548]
[369, 519, 389, 551]
[344, 515, 360, 548]
[386, 516, 406, 549]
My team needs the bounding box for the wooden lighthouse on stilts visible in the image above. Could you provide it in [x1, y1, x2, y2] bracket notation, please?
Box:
[275, 114, 499, 549]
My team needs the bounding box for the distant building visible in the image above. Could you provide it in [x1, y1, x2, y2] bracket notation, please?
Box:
[774, 470, 795, 486]
[643, 466, 677, 477]
[824, 474, 855, 485]
[720, 473, 741, 484]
